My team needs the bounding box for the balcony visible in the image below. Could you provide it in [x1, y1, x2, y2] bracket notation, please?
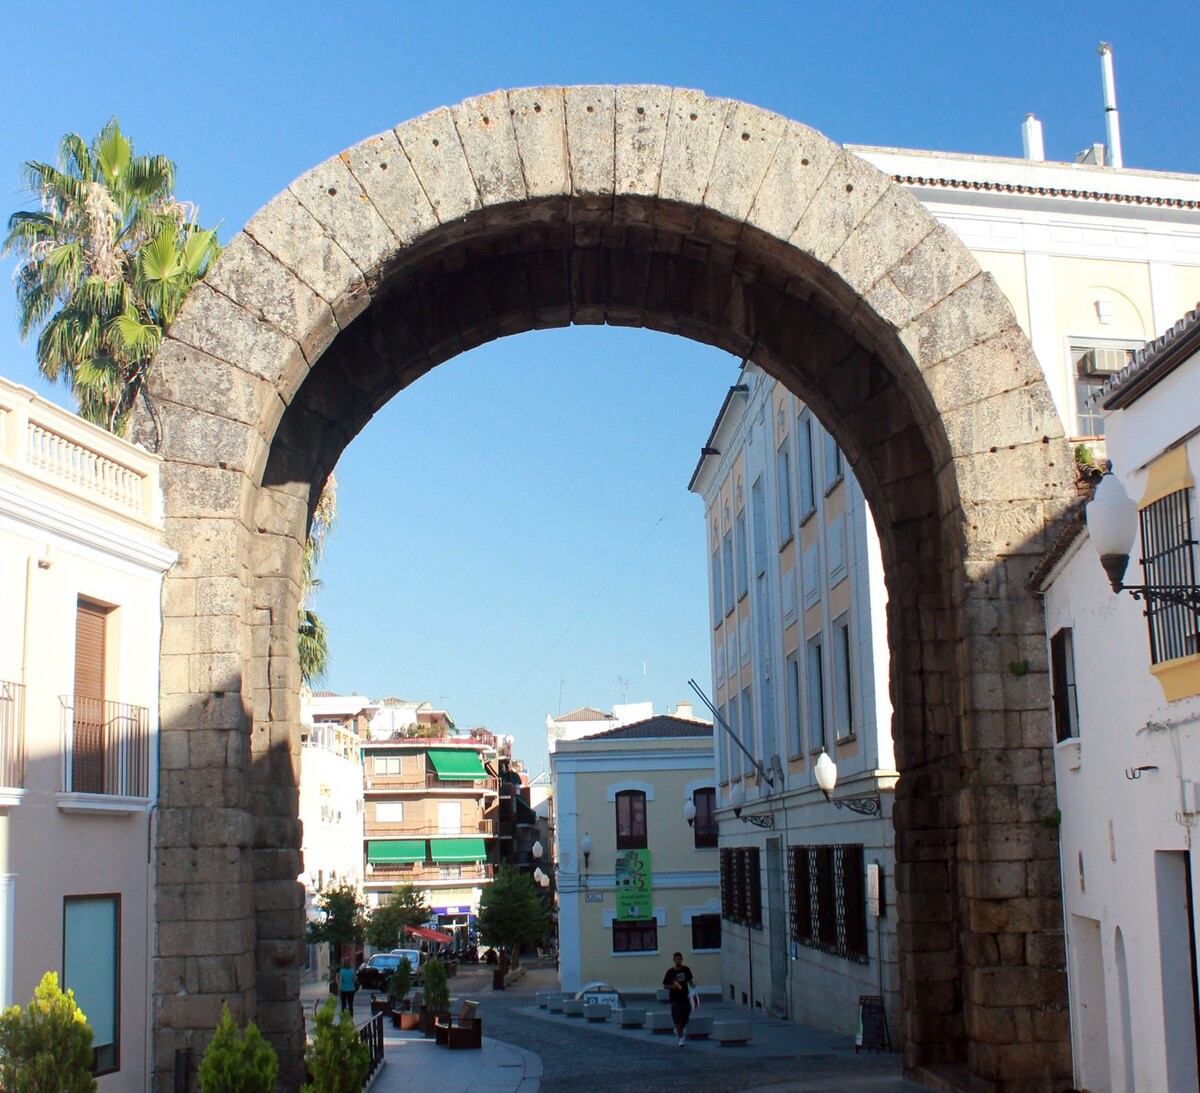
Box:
[58, 696, 151, 813]
[366, 862, 494, 886]
[364, 819, 496, 838]
[0, 681, 26, 805]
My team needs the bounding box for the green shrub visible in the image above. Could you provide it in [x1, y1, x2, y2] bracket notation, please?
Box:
[302, 998, 370, 1093]
[197, 1001, 278, 1093]
[422, 959, 450, 1014]
[0, 971, 96, 1092]
[388, 958, 412, 1005]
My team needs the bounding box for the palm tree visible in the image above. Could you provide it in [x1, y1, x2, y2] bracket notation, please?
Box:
[4, 118, 220, 433]
[299, 474, 338, 685]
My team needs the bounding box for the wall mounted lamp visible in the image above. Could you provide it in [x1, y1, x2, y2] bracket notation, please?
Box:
[683, 796, 696, 828]
[1086, 467, 1200, 616]
[728, 783, 774, 828]
[580, 832, 591, 871]
[532, 839, 543, 861]
[814, 750, 882, 817]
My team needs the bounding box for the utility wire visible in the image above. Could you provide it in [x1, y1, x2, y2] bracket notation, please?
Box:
[481, 490, 687, 725]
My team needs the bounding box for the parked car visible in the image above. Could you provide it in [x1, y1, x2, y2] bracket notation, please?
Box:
[389, 948, 425, 983]
[357, 950, 424, 992]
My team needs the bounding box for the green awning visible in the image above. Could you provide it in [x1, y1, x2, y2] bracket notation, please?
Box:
[367, 839, 426, 864]
[429, 837, 487, 862]
[427, 749, 488, 781]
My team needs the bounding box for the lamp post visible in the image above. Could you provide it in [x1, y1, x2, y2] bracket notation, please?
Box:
[1086, 467, 1200, 614]
[813, 749, 882, 817]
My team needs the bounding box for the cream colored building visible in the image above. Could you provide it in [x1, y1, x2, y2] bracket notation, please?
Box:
[552, 713, 720, 995]
[690, 144, 1200, 1040]
[0, 376, 173, 1087]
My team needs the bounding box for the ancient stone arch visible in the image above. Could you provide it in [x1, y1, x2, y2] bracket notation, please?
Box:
[141, 87, 1074, 1090]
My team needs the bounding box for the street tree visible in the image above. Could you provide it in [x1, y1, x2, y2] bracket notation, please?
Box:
[364, 882, 431, 951]
[306, 882, 365, 966]
[476, 864, 549, 970]
[4, 117, 220, 434]
[299, 473, 337, 685]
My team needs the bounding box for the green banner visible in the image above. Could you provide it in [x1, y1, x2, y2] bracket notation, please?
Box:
[615, 849, 652, 921]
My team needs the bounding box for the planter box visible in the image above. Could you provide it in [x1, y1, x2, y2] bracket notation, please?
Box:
[393, 1010, 420, 1030]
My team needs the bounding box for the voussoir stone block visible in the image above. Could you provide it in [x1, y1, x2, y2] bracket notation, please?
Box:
[395, 106, 482, 225]
[615, 85, 671, 204]
[342, 128, 438, 248]
[507, 87, 570, 200]
[658, 89, 730, 215]
[703, 99, 787, 226]
[453, 91, 527, 209]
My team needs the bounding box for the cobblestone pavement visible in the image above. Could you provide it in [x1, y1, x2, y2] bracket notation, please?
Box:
[454, 961, 923, 1093]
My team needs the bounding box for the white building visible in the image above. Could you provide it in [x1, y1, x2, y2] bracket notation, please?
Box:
[0, 376, 174, 1087]
[547, 701, 653, 753]
[1036, 306, 1200, 1091]
[691, 134, 1200, 1043]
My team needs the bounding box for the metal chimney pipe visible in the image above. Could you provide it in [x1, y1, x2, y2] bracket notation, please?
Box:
[1021, 114, 1045, 161]
[1098, 42, 1123, 168]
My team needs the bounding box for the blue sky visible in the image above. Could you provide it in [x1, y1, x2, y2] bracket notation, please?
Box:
[3, 1, 1198, 770]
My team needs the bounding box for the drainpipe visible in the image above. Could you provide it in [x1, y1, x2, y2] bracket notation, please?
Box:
[1098, 43, 1123, 168]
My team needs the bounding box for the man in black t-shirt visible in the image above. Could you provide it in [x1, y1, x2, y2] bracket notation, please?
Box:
[662, 951, 695, 1046]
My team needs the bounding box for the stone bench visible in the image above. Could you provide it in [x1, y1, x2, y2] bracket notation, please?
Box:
[547, 995, 566, 1013]
[712, 1019, 752, 1045]
[644, 1011, 675, 1033]
[684, 1015, 713, 1039]
[585, 1003, 612, 1021]
[536, 991, 556, 1008]
[655, 988, 671, 1003]
[615, 1007, 646, 1028]
[562, 998, 586, 1017]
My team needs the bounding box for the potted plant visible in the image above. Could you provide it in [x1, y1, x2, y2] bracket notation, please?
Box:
[302, 998, 370, 1093]
[389, 959, 417, 1029]
[0, 971, 97, 1093]
[197, 1001, 278, 1093]
[420, 959, 450, 1037]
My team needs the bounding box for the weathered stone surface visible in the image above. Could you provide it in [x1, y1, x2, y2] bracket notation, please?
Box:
[151, 87, 1074, 1092]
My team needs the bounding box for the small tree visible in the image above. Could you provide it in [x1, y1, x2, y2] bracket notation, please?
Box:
[0, 971, 96, 1092]
[388, 958, 412, 1007]
[196, 1002, 277, 1093]
[422, 959, 451, 1016]
[364, 882, 431, 951]
[306, 881, 366, 967]
[477, 864, 550, 970]
[302, 998, 370, 1093]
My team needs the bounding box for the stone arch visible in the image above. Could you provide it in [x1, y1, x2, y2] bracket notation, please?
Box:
[142, 87, 1074, 1089]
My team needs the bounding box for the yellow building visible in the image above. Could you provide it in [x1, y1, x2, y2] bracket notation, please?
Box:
[551, 711, 720, 995]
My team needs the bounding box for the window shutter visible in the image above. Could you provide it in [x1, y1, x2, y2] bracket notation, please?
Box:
[73, 601, 107, 793]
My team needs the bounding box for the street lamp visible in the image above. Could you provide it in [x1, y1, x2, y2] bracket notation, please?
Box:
[727, 782, 774, 829]
[813, 749, 882, 816]
[683, 796, 697, 827]
[1086, 466, 1200, 614]
[580, 832, 591, 871]
[532, 839, 544, 862]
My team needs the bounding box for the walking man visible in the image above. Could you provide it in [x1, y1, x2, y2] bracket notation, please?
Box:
[662, 951, 695, 1046]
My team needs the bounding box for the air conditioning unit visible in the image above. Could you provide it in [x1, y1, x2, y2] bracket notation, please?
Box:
[1076, 347, 1130, 378]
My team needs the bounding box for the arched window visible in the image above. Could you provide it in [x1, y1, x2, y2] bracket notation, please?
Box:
[615, 790, 647, 850]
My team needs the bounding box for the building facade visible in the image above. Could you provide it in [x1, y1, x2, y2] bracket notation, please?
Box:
[0, 376, 174, 1087]
[552, 713, 721, 996]
[690, 145, 1200, 1041]
[1037, 307, 1200, 1091]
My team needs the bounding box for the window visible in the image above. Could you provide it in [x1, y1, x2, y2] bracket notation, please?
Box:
[823, 428, 844, 492]
[613, 918, 658, 953]
[722, 529, 735, 615]
[798, 413, 816, 519]
[726, 698, 742, 778]
[438, 801, 461, 834]
[740, 687, 754, 763]
[64, 895, 120, 1074]
[375, 801, 404, 823]
[1050, 628, 1079, 742]
[751, 477, 768, 575]
[785, 652, 802, 755]
[777, 445, 793, 545]
[789, 844, 867, 962]
[735, 510, 749, 600]
[806, 635, 826, 751]
[438, 865, 462, 879]
[375, 755, 402, 776]
[1071, 344, 1134, 437]
[711, 540, 723, 624]
[1140, 487, 1199, 665]
[691, 913, 721, 951]
[72, 600, 108, 794]
[692, 787, 718, 849]
[719, 847, 762, 928]
[832, 615, 854, 741]
[616, 790, 647, 850]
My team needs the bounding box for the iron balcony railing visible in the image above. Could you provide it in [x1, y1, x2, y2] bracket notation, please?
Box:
[60, 696, 151, 797]
[364, 818, 496, 837]
[0, 681, 26, 789]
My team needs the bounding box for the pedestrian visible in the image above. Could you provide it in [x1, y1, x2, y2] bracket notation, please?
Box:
[338, 957, 357, 1014]
[662, 951, 695, 1046]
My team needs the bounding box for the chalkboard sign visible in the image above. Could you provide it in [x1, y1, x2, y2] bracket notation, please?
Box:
[855, 995, 890, 1054]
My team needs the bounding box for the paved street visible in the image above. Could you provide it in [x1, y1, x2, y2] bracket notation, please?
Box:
[305, 960, 927, 1092]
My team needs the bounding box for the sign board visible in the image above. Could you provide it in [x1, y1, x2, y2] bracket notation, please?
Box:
[585, 892, 604, 903]
[866, 864, 880, 919]
[615, 849, 652, 920]
[855, 995, 890, 1054]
